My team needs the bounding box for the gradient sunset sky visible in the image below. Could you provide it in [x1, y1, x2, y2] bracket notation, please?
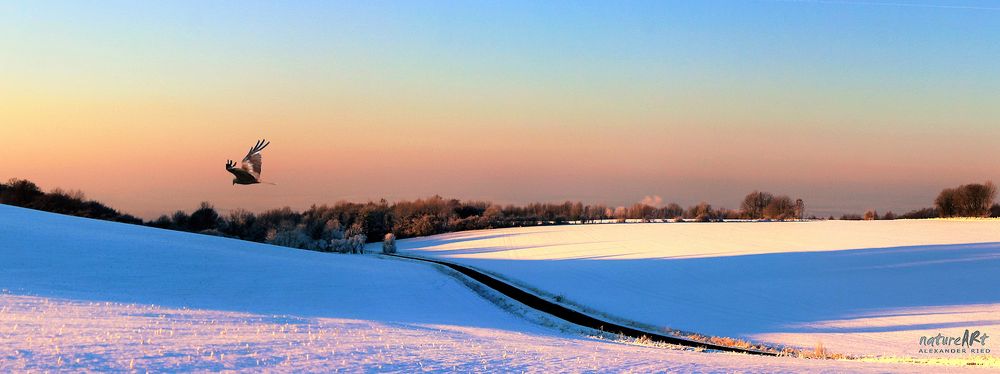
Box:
[3, 0, 999, 219]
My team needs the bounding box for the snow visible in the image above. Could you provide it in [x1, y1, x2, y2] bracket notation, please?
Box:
[397, 221, 1000, 359]
[0, 205, 529, 330]
[1, 204, 994, 372]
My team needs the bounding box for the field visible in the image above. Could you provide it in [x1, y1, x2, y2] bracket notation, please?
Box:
[1, 204, 996, 372]
[395, 220, 1000, 359]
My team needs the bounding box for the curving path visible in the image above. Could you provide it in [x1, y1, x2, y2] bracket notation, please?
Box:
[386, 253, 778, 356]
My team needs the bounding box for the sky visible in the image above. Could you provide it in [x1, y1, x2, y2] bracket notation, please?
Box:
[2, 0, 999, 219]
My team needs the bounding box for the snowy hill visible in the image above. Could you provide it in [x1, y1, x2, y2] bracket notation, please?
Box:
[1, 204, 993, 371]
[399, 220, 1000, 359]
[0, 204, 529, 328]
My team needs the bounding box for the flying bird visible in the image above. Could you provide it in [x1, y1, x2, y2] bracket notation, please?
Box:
[226, 139, 271, 185]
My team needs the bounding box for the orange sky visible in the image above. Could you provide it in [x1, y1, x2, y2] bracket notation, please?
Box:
[3, 1, 998, 218]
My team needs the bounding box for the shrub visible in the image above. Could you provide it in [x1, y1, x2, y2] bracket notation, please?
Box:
[686, 202, 713, 220]
[899, 207, 938, 219]
[149, 215, 173, 229]
[382, 233, 397, 254]
[812, 341, 828, 359]
[331, 223, 366, 254]
[329, 238, 350, 253]
[717, 208, 741, 220]
[267, 226, 314, 250]
[330, 231, 366, 254]
[863, 209, 878, 221]
[349, 234, 366, 253]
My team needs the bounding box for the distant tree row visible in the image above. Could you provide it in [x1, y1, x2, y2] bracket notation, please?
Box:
[142, 191, 810, 250]
[3, 178, 822, 254]
[8, 175, 999, 256]
[934, 181, 997, 218]
[740, 191, 805, 220]
[836, 180, 998, 220]
[144, 196, 727, 249]
[0, 178, 142, 224]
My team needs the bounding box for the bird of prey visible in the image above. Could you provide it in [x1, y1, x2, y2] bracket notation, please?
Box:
[226, 139, 271, 185]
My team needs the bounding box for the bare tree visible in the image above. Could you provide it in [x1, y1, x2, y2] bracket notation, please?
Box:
[686, 202, 714, 222]
[936, 181, 997, 217]
[662, 203, 684, 219]
[741, 191, 774, 219]
[863, 209, 879, 221]
[959, 181, 997, 217]
[935, 188, 960, 217]
[764, 195, 796, 220]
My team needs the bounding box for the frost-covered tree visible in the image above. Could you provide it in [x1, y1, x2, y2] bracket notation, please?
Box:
[329, 223, 366, 254]
[350, 234, 366, 254]
[267, 226, 313, 249]
[382, 233, 397, 254]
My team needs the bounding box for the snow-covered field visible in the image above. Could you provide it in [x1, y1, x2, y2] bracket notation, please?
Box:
[398, 221, 1000, 360]
[1, 204, 995, 372]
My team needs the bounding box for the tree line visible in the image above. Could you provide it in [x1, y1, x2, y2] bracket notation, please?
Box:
[0, 179, 142, 224]
[3, 177, 997, 253]
[1, 178, 809, 252]
[145, 194, 802, 252]
[836, 181, 998, 220]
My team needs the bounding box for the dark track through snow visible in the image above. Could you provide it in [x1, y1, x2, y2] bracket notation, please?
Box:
[387, 253, 778, 356]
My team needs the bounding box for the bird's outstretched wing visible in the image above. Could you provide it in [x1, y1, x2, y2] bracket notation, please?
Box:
[240, 139, 269, 179]
[226, 159, 256, 182]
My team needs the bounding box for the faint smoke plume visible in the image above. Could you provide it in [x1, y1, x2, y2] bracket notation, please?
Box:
[640, 195, 664, 207]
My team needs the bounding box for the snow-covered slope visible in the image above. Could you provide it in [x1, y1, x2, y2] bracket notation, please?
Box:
[0, 204, 531, 330]
[1, 205, 992, 371]
[399, 221, 1000, 358]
